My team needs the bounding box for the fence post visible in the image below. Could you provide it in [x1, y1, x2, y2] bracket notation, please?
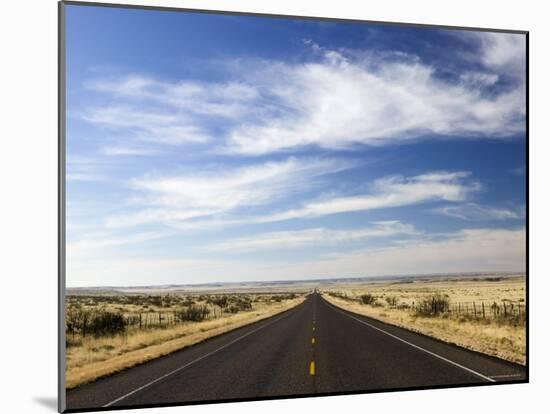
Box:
[473, 302, 477, 318]
[139, 313, 142, 329]
[482, 302, 485, 318]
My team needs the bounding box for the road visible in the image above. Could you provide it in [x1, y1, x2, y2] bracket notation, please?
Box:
[66, 293, 526, 411]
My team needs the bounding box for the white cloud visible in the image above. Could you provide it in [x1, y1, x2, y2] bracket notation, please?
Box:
[212, 221, 416, 252]
[67, 257, 260, 287]
[81, 105, 209, 145]
[100, 145, 161, 156]
[106, 169, 477, 229]
[260, 171, 479, 222]
[285, 227, 526, 277]
[434, 203, 522, 221]
[82, 33, 525, 156]
[67, 231, 168, 260]
[105, 157, 354, 228]
[89, 75, 259, 118]
[473, 32, 526, 78]
[459, 71, 499, 87]
[225, 37, 525, 154]
[66, 155, 108, 182]
[66, 227, 525, 287]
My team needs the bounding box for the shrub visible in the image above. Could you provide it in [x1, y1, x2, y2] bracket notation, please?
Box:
[210, 296, 228, 309]
[385, 296, 399, 306]
[360, 293, 377, 305]
[219, 296, 253, 314]
[89, 311, 127, 336]
[176, 305, 210, 322]
[328, 291, 351, 301]
[66, 308, 127, 337]
[226, 305, 240, 313]
[415, 294, 450, 316]
[181, 300, 195, 307]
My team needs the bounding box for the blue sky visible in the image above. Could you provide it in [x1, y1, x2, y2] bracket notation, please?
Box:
[65, 5, 526, 287]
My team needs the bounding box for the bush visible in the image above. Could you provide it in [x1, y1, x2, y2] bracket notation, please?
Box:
[209, 296, 228, 309]
[176, 305, 210, 322]
[181, 300, 195, 307]
[415, 294, 450, 316]
[89, 311, 127, 336]
[150, 296, 163, 307]
[66, 308, 127, 337]
[233, 298, 252, 312]
[327, 291, 351, 301]
[360, 293, 377, 305]
[385, 296, 399, 307]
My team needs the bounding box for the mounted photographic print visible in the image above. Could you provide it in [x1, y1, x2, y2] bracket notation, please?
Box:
[58, 1, 528, 412]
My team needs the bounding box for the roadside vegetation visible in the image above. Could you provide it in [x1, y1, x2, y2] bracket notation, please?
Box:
[322, 275, 526, 364]
[65, 292, 304, 389]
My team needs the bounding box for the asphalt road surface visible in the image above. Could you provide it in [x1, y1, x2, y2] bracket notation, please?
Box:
[66, 293, 526, 411]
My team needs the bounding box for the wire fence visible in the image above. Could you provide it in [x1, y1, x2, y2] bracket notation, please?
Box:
[327, 292, 526, 324]
[66, 304, 248, 338]
[410, 299, 526, 323]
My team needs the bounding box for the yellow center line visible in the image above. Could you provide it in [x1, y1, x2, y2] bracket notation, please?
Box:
[312, 337, 316, 345]
[309, 361, 315, 376]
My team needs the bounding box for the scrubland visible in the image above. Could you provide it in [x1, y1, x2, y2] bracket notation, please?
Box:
[321, 275, 526, 364]
[65, 292, 305, 388]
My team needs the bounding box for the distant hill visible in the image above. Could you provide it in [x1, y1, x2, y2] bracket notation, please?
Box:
[66, 271, 524, 296]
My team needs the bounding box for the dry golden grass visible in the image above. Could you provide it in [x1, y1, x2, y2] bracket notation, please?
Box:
[66, 296, 304, 389]
[321, 276, 525, 365]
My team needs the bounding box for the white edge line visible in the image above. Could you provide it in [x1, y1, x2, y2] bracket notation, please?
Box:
[325, 301, 496, 383]
[103, 304, 302, 407]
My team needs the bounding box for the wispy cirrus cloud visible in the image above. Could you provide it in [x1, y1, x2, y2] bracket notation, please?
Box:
[260, 171, 480, 222]
[105, 157, 355, 229]
[88, 75, 259, 118]
[285, 227, 526, 277]
[210, 221, 416, 252]
[224, 34, 525, 155]
[66, 227, 525, 286]
[79, 32, 525, 156]
[106, 169, 479, 230]
[433, 202, 523, 221]
[66, 156, 109, 182]
[81, 105, 209, 145]
[99, 145, 161, 157]
[67, 230, 169, 260]
[79, 75, 261, 150]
